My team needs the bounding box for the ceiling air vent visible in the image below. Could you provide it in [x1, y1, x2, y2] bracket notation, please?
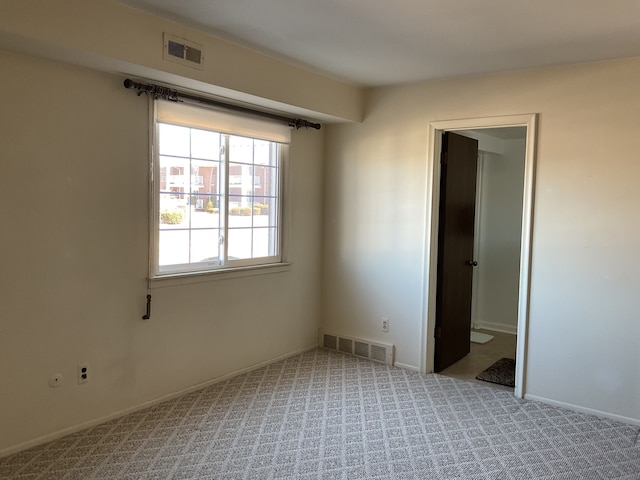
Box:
[163, 33, 204, 70]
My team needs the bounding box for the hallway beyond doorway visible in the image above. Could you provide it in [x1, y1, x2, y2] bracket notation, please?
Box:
[438, 329, 516, 391]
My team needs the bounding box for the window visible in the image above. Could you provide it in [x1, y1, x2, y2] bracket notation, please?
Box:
[152, 100, 288, 276]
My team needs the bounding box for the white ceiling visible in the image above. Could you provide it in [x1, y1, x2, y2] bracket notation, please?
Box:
[121, 0, 640, 87]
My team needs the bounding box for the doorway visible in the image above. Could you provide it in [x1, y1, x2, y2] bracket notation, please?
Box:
[422, 114, 537, 399]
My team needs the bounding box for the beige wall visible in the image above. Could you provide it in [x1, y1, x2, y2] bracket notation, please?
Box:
[0, 0, 362, 122]
[474, 139, 526, 334]
[323, 58, 640, 423]
[0, 49, 324, 454]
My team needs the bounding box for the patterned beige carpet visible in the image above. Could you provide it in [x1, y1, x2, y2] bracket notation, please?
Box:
[1, 349, 639, 479]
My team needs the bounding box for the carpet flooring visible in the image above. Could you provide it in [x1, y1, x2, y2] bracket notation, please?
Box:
[1, 349, 639, 480]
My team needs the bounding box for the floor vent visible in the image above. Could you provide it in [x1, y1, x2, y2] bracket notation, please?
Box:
[323, 334, 337, 350]
[319, 331, 394, 365]
[338, 337, 353, 354]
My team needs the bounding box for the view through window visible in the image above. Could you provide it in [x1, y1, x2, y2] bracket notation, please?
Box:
[154, 118, 283, 275]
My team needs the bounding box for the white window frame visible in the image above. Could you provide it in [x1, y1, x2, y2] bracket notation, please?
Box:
[150, 99, 289, 278]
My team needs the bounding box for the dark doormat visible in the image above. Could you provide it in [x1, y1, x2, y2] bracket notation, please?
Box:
[476, 358, 515, 387]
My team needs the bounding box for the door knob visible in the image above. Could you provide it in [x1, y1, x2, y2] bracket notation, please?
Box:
[466, 260, 478, 267]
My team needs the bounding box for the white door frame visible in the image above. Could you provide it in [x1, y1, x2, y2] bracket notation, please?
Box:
[421, 114, 538, 398]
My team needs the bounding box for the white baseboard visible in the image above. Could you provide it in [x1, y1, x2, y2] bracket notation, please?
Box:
[0, 345, 318, 459]
[474, 321, 517, 335]
[394, 362, 420, 372]
[524, 394, 640, 427]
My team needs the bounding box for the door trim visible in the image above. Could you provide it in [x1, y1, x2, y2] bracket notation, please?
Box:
[421, 114, 538, 399]
[470, 152, 485, 330]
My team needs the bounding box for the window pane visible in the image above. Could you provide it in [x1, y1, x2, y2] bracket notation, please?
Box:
[228, 163, 254, 197]
[191, 129, 220, 160]
[253, 140, 274, 165]
[154, 115, 283, 275]
[159, 193, 189, 229]
[229, 135, 253, 164]
[227, 228, 252, 260]
[159, 156, 189, 193]
[253, 227, 278, 258]
[159, 124, 190, 157]
[253, 165, 278, 198]
[159, 230, 189, 266]
[190, 195, 221, 228]
[191, 159, 220, 196]
[228, 196, 255, 228]
[254, 196, 278, 227]
[252, 199, 269, 223]
[191, 229, 220, 264]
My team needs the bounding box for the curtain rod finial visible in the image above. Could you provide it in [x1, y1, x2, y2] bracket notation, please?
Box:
[291, 119, 322, 130]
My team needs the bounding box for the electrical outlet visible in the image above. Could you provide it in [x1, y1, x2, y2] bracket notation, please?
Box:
[78, 363, 89, 384]
[381, 317, 389, 333]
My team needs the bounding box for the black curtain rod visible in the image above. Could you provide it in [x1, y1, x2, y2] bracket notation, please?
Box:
[123, 79, 321, 130]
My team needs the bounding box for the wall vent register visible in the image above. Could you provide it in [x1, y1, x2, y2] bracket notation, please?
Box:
[320, 331, 394, 365]
[163, 33, 204, 69]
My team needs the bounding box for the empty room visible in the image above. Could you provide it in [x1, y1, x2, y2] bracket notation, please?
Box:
[1, 1, 639, 479]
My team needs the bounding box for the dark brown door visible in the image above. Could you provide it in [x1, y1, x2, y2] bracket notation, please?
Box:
[434, 132, 479, 372]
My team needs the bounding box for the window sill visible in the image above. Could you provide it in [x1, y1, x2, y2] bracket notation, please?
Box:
[149, 262, 292, 289]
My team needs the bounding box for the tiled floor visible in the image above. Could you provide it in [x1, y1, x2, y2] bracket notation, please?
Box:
[439, 329, 517, 391]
